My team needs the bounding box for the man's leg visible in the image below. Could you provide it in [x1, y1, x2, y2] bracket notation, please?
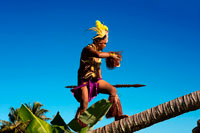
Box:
[75, 86, 89, 127]
[97, 80, 128, 121]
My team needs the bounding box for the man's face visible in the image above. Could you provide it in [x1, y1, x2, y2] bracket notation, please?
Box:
[97, 39, 107, 50]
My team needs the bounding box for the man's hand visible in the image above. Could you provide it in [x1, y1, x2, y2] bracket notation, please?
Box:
[106, 52, 122, 69]
[109, 52, 121, 60]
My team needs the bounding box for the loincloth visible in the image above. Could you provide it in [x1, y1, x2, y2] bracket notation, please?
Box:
[71, 78, 102, 102]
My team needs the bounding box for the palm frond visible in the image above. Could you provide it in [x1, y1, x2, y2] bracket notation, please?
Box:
[0, 120, 12, 126]
[25, 103, 32, 112]
[36, 109, 49, 116]
[40, 115, 51, 121]
[8, 107, 20, 124]
[32, 102, 43, 114]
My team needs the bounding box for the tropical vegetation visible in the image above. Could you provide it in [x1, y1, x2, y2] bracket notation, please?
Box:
[0, 99, 112, 133]
[0, 102, 51, 133]
[24, 102, 51, 121]
[0, 90, 199, 133]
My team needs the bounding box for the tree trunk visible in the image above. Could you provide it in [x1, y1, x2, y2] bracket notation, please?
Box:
[91, 90, 200, 133]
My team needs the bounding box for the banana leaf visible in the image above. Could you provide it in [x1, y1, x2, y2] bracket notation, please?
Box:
[18, 104, 53, 132]
[18, 104, 72, 133]
[67, 99, 112, 132]
[18, 99, 111, 133]
[79, 126, 90, 133]
[51, 112, 73, 133]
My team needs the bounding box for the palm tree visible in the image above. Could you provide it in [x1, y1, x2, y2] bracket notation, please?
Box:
[0, 102, 51, 132]
[92, 90, 200, 133]
[0, 107, 27, 133]
[25, 102, 51, 121]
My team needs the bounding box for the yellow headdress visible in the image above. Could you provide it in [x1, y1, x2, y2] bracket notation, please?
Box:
[89, 20, 109, 39]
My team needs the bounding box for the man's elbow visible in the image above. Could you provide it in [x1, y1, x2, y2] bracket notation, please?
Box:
[96, 52, 102, 58]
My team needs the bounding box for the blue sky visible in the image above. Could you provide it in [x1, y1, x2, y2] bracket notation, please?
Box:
[0, 0, 200, 132]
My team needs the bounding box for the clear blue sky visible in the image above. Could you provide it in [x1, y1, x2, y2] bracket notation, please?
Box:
[0, 0, 200, 132]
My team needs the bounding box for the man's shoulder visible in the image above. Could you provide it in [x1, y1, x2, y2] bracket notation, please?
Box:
[83, 44, 96, 51]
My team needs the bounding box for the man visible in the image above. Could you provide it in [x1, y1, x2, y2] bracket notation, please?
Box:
[71, 20, 128, 127]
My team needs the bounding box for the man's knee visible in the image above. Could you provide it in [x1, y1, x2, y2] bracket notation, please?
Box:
[110, 87, 117, 96]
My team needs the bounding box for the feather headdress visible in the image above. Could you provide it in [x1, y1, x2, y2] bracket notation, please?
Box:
[89, 20, 109, 39]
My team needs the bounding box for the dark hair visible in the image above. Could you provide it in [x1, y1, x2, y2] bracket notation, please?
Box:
[93, 35, 107, 44]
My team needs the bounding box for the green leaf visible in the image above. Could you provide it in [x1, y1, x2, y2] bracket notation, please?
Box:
[51, 112, 73, 133]
[17, 99, 111, 133]
[68, 99, 112, 132]
[80, 126, 89, 133]
[52, 125, 73, 133]
[19, 105, 73, 133]
[51, 112, 66, 126]
[18, 104, 53, 133]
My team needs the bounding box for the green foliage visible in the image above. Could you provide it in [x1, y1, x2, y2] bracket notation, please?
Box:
[1, 99, 111, 133]
[18, 104, 54, 132]
[51, 112, 73, 133]
[68, 99, 112, 132]
[79, 126, 90, 133]
[8, 107, 20, 124]
[25, 102, 51, 121]
[0, 102, 51, 132]
[0, 107, 27, 133]
[51, 112, 66, 126]
[18, 104, 73, 133]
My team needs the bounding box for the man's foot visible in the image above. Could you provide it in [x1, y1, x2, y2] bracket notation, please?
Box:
[115, 115, 129, 121]
[76, 118, 88, 127]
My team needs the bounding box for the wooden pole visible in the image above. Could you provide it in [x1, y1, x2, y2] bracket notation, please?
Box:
[65, 84, 146, 88]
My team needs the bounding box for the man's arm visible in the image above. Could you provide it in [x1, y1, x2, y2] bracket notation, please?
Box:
[86, 46, 110, 58]
[99, 67, 102, 79]
[86, 46, 120, 59]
